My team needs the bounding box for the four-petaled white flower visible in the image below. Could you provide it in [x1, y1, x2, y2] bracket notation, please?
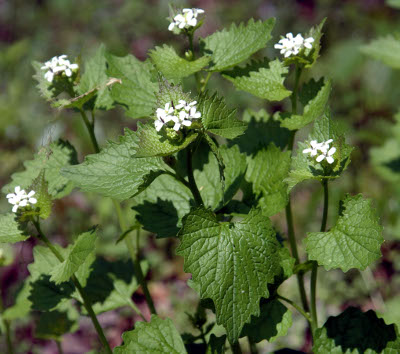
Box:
[168, 8, 204, 32]
[41, 55, 79, 82]
[154, 100, 202, 132]
[274, 33, 315, 58]
[303, 139, 336, 164]
[6, 186, 37, 213]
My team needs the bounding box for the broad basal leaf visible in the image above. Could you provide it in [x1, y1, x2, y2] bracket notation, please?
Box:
[230, 109, 290, 155]
[0, 213, 29, 243]
[197, 92, 247, 139]
[61, 129, 171, 201]
[201, 18, 275, 71]
[313, 307, 400, 354]
[176, 208, 281, 343]
[241, 299, 292, 343]
[245, 143, 291, 216]
[2, 140, 78, 199]
[361, 35, 400, 70]
[304, 194, 383, 272]
[106, 52, 158, 118]
[114, 315, 186, 354]
[222, 59, 291, 101]
[78, 44, 114, 110]
[134, 122, 198, 157]
[286, 110, 353, 191]
[133, 174, 193, 238]
[279, 78, 331, 130]
[150, 45, 210, 80]
[50, 229, 97, 284]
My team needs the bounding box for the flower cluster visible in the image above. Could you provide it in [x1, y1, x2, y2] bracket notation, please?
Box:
[6, 186, 37, 213]
[168, 8, 204, 31]
[155, 100, 201, 132]
[274, 33, 314, 58]
[41, 55, 79, 82]
[303, 139, 336, 164]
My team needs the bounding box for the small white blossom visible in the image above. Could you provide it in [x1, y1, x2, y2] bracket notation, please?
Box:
[41, 55, 79, 82]
[274, 33, 315, 58]
[154, 100, 201, 132]
[6, 186, 37, 213]
[303, 139, 336, 164]
[168, 8, 204, 32]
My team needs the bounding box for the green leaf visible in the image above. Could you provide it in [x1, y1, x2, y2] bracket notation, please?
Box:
[279, 78, 332, 130]
[106, 52, 158, 118]
[30, 171, 52, 220]
[241, 299, 292, 343]
[303, 18, 326, 69]
[35, 305, 79, 340]
[245, 143, 291, 216]
[304, 194, 384, 272]
[2, 140, 78, 199]
[206, 334, 227, 354]
[361, 35, 400, 70]
[61, 129, 171, 201]
[114, 315, 186, 354]
[2, 281, 32, 320]
[0, 213, 29, 243]
[149, 45, 210, 80]
[134, 122, 199, 158]
[387, 0, 400, 9]
[201, 18, 275, 71]
[286, 110, 353, 191]
[78, 44, 114, 110]
[176, 208, 281, 343]
[133, 174, 193, 238]
[50, 229, 97, 285]
[313, 307, 400, 354]
[222, 59, 291, 101]
[198, 92, 247, 139]
[230, 109, 291, 155]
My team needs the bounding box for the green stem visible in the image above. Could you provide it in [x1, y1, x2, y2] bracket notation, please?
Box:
[0, 297, 13, 354]
[113, 201, 157, 315]
[310, 180, 329, 333]
[230, 341, 243, 354]
[79, 109, 100, 153]
[290, 64, 302, 114]
[186, 147, 204, 206]
[56, 340, 63, 354]
[200, 72, 212, 92]
[277, 295, 312, 324]
[187, 31, 201, 89]
[247, 336, 257, 354]
[32, 220, 112, 354]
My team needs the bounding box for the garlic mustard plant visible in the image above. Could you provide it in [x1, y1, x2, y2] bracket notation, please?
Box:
[168, 8, 204, 32]
[274, 32, 315, 57]
[303, 139, 336, 164]
[6, 186, 37, 213]
[41, 54, 78, 82]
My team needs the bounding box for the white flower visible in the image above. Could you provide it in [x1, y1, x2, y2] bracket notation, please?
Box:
[41, 55, 79, 82]
[154, 100, 201, 132]
[168, 8, 204, 32]
[303, 139, 336, 164]
[274, 32, 315, 58]
[6, 186, 37, 213]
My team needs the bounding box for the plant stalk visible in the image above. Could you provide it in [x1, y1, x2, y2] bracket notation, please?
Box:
[113, 201, 157, 315]
[32, 220, 112, 354]
[310, 179, 329, 333]
[186, 147, 204, 206]
[0, 294, 13, 354]
[230, 341, 243, 354]
[79, 110, 100, 153]
[277, 295, 312, 324]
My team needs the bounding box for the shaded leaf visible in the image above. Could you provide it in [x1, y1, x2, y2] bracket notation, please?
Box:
[206, 334, 227, 354]
[0, 213, 29, 244]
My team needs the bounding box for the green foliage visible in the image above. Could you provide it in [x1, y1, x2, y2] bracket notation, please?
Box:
[245, 143, 291, 216]
[222, 59, 291, 101]
[305, 194, 383, 272]
[134, 122, 199, 157]
[114, 315, 186, 354]
[176, 208, 282, 343]
[0, 213, 29, 243]
[61, 129, 172, 201]
[105, 52, 158, 118]
[279, 78, 332, 130]
[313, 307, 400, 353]
[2, 140, 78, 199]
[206, 334, 227, 354]
[286, 111, 353, 190]
[241, 299, 292, 343]
[197, 92, 247, 139]
[2, 281, 32, 320]
[150, 45, 210, 80]
[201, 18, 275, 71]
[50, 229, 97, 284]
[361, 35, 400, 69]
[30, 171, 52, 220]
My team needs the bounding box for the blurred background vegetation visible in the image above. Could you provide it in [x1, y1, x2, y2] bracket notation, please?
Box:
[1, 0, 400, 353]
